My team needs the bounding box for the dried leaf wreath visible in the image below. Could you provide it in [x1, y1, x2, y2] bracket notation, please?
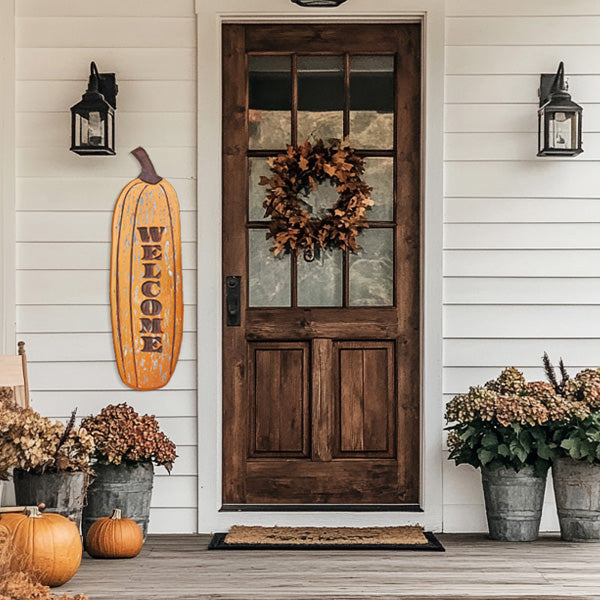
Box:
[260, 139, 373, 261]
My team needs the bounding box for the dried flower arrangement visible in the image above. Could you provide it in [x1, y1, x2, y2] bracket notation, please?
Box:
[543, 354, 600, 464]
[81, 404, 176, 472]
[445, 367, 557, 476]
[446, 356, 600, 475]
[0, 525, 88, 600]
[0, 387, 14, 404]
[0, 397, 94, 480]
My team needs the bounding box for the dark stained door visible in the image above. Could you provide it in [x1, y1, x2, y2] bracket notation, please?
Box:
[222, 24, 421, 506]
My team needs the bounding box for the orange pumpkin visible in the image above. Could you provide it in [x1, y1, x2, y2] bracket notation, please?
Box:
[84, 508, 143, 559]
[0, 505, 82, 587]
[110, 146, 183, 390]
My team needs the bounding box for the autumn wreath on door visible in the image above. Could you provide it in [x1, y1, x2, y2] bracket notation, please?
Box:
[260, 139, 373, 261]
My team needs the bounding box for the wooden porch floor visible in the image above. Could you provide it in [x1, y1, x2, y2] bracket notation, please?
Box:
[58, 534, 600, 600]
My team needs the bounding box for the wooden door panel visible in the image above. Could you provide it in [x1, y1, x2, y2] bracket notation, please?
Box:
[250, 342, 310, 457]
[246, 460, 401, 504]
[337, 342, 394, 457]
[246, 308, 401, 339]
[245, 23, 418, 54]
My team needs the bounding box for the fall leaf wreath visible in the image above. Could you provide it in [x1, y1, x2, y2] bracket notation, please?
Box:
[260, 139, 373, 261]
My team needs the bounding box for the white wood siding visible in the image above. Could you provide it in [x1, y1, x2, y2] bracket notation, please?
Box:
[1, 0, 16, 354]
[443, 0, 600, 532]
[14, 0, 197, 533]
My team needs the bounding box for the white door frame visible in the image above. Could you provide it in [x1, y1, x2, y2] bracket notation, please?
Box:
[195, 0, 444, 533]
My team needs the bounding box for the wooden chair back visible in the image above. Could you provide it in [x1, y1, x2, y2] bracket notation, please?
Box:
[0, 341, 30, 408]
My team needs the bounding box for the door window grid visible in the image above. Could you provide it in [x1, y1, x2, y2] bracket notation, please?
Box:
[248, 53, 396, 308]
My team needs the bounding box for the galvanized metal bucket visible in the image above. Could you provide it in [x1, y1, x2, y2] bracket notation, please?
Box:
[481, 465, 546, 542]
[553, 457, 600, 542]
[82, 462, 154, 542]
[13, 469, 86, 530]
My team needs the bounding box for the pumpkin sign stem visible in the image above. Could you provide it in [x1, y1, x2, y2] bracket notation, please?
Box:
[111, 508, 122, 520]
[131, 147, 162, 184]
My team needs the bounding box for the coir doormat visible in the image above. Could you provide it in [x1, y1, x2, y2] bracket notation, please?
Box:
[208, 525, 444, 551]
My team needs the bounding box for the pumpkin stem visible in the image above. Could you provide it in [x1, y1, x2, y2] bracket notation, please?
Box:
[25, 506, 42, 518]
[111, 508, 122, 520]
[131, 147, 162, 184]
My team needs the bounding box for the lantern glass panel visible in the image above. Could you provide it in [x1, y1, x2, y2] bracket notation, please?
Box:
[87, 111, 105, 147]
[549, 110, 576, 151]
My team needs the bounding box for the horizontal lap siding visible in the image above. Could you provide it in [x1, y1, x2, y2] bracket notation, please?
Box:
[442, 1, 600, 532]
[15, 0, 198, 534]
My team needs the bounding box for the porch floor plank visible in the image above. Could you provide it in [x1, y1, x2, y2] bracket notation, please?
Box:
[57, 534, 600, 599]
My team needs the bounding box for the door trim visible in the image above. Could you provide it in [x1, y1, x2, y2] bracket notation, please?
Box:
[195, 0, 444, 532]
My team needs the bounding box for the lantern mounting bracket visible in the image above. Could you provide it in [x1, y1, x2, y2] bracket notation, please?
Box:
[539, 73, 569, 107]
[97, 72, 118, 110]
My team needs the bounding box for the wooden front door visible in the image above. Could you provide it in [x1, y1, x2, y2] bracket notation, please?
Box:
[222, 23, 421, 506]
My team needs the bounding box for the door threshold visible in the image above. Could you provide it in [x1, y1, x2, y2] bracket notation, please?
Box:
[220, 504, 423, 512]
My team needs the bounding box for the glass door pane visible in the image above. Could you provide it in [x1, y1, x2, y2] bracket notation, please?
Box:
[349, 229, 394, 306]
[249, 229, 291, 307]
[349, 56, 394, 149]
[297, 56, 344, 143]
[297, 250, 343, 307]
[249, 56, 292, 149]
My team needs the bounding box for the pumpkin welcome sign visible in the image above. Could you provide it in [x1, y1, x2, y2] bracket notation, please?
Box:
[110, 147, 183, 390]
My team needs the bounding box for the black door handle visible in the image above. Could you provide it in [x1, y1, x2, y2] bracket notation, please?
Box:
[226, 276, 241, 327]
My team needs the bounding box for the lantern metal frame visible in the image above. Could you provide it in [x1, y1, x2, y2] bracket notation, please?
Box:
[537, 61, 583, 157]
[70, 61, 118, 156]
[291, 0, 348, 6]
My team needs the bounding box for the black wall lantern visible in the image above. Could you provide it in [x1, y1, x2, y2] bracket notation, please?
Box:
[291, 0, 348, 6]
[538, 62, 582, 157]
[70, 62, 118, 156]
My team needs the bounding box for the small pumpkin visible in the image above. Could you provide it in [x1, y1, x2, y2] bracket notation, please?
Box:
[84, 508, 143, 559]
[0, 505, 82, 587]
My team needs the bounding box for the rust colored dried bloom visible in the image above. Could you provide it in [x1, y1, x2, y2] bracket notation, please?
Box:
[446, 374, 551, 427]
[82, 403, 177, 472]
[495, 394, 548, 427]
[525, 381, 556, 399]
[444, 386, 499, 424]
[446, 430, 465, 454]
[494, 367, 526, 395]
[573, 368, 600, 409]
[0, 387, 14, 404]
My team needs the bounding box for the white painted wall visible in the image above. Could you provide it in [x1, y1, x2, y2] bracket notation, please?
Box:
[14, 0, 198, 533]
[441, 0, 600, 532]
[7, 0, 598, 534]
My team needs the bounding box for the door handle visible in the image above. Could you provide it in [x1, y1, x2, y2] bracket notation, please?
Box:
[225, 276, 241, 327]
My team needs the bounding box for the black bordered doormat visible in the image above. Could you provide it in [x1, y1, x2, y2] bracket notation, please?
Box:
[208, 525, 445, 551]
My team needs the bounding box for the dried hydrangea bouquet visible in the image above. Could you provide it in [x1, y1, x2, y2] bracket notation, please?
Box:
[81, 403, 177, 540]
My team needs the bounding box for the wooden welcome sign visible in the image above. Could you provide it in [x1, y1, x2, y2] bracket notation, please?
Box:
[110, 147, 183, 390]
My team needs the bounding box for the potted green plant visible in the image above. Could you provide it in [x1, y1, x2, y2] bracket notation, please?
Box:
[81, 403, 177, 541]
[445, 367, 556, 541]
[543, 355, 600, 541]
[0, 396, 94, 530]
